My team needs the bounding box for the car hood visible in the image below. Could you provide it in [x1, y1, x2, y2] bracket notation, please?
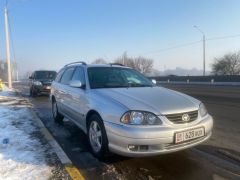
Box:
[93, 87, 200, 115]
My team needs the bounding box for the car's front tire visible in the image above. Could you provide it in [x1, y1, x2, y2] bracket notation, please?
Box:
[87, 114, 108, 158]
[52, 99, 64, 123]
[30, 87, 37, 97]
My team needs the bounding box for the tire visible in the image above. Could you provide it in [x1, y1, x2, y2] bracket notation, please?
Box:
[29, 87, 33, 97]
[52, 99, 64, 123]
[30, 87, 37, 97]
[87, 114, 108, 158]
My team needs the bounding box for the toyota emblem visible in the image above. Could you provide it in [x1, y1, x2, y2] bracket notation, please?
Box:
[182, 114, 190, 122]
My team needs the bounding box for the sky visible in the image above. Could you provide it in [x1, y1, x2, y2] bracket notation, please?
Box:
[0, 0, 240, 76]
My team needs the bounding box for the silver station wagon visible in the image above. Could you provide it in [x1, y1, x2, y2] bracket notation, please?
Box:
[50, 62, 213, 157]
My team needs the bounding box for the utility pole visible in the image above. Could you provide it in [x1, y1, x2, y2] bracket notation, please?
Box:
[4, 6, 12, 88]
[16, 65, 19, 81]
[194, 25, 206, 76]
[203, 34, 206, 76]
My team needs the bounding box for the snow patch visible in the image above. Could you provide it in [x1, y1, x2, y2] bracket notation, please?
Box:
[0, 91, 53, 180]
[0, 86, 14, 97]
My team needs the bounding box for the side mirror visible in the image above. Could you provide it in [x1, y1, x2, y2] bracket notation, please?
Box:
[152, 79, 157, 85]
[69, 80, 85, 89]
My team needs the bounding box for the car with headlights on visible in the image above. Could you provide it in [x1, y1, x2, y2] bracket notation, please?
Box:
[50, 62, 213, 157]
[29, 70, 57, 97]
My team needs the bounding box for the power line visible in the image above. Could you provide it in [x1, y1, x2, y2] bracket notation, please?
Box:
[206, 34, 240, 41]
[142, 33, 240, 55]
[143, 40, 202, 55]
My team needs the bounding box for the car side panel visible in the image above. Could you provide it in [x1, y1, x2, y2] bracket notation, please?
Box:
[85, 90, 128, 125]
[65, 87, 89, 131]
[52, 82, 66, 113]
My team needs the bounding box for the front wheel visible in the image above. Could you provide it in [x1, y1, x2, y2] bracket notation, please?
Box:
[52, 99, 64, 123]
[30, 87, 37, 97]
[88, 114, 108, 158]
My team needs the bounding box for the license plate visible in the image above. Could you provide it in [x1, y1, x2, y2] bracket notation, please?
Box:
[175, 127, 205, 144]
[45, 86, 51, 90]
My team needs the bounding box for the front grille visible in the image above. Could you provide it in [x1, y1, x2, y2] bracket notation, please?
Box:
[165, 110, 198, 124]
[43, 83, 51, 86]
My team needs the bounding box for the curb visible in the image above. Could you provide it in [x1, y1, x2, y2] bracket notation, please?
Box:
[30, 109, 85, 180]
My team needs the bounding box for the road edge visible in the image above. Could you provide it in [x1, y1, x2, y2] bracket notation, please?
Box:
[29, 108, 85, 180]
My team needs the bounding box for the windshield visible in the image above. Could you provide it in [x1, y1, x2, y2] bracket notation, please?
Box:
[35, 71, 57, 80]
[88, 67, 153, 89]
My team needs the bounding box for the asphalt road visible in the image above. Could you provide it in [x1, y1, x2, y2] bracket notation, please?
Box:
[15, 83, 240, 180]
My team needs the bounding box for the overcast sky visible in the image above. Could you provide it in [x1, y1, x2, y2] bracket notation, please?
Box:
[0, 0, 240, 75]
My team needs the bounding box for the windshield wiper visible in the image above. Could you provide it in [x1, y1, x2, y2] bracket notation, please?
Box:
[92, 85, 129, 89]
[92, 83, 153, 89]
[127, 83, 152, 87]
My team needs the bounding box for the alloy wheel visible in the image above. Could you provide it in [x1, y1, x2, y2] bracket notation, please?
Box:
[89, 121, 102, 153]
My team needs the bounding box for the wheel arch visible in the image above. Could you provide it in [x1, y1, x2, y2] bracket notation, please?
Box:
[86, 110, 103, 128]
[86, 109, 109, 156]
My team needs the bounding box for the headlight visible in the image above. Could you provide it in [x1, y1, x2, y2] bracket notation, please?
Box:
[121, 111, 162, 125]
[199, 103, 208, 117]
[33, 81, 42, 86]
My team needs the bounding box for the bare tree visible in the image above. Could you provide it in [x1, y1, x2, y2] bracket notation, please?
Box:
[115, 53, 135, 67]
[133, 57, 153, 74]
[114, 52, 154, 74]
[212, 52, 240, 75]
[92, 58, 107, 64]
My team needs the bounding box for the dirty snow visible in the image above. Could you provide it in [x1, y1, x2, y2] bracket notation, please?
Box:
[0, 90, 53, 180]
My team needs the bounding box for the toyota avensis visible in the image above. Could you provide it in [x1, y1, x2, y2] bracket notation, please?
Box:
[50, 62, 213, 157]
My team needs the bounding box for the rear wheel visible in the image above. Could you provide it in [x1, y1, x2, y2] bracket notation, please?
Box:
[87, 114, 108, 158]
[52, 99, 64, 123]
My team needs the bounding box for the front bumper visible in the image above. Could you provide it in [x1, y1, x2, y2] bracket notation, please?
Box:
[33, 85, 51, 93]
[104, 115, 213, 157]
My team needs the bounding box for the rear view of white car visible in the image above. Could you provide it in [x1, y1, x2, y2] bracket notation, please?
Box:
[50, 62, 213, 158]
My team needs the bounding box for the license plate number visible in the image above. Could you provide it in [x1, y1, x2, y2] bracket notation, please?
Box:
[175, 127, 205, 144]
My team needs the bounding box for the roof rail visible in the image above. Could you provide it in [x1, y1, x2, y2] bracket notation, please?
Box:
[64, 61, 87, 67]
[109, 63, 124, 66]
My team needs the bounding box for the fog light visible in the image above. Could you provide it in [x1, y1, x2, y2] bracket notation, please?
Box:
[128, 145, 138, 151]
